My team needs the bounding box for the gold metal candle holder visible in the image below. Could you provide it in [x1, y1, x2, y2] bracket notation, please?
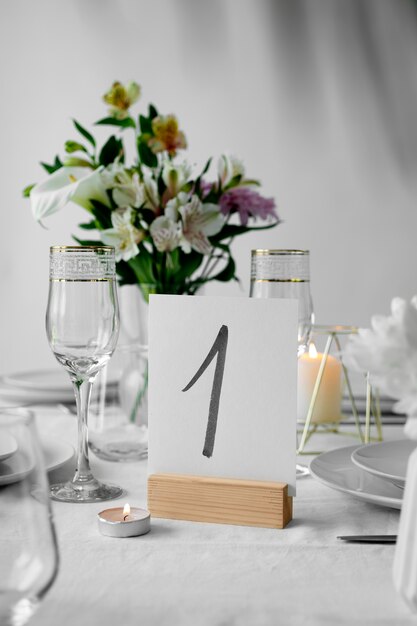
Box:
[297, 324, 383, 455]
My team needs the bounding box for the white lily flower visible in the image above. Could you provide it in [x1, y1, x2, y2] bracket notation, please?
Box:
[165, 192, 189, 222]
[100, 207, 144, 262]
[162, 160, 192, 195]
[150, 215, 181, 252]
[30, 166, 110, 223]
[101, 165, 145, 209]
[113, 173, 145, 208]
[100, 162, 125, 188]
[180, 195, 225, 255]
[218, 154, 245, 186]
[143, 173, 159, 211]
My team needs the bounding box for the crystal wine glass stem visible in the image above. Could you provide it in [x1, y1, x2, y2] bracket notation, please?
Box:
[71, 378, 95, 485]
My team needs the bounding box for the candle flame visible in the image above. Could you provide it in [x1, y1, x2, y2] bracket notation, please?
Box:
[123, 503, 130, 517]
[309, 343, 318, 358]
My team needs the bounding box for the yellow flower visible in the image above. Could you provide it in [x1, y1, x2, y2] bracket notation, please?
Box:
[103, 81, 141, 119]
[148, 115, 187, 156]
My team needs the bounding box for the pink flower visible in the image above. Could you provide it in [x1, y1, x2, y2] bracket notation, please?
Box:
[219, 187, 278, 226]
[199, 180, 213, 199]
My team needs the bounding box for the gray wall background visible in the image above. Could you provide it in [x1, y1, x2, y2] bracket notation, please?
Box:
[1, 0, 417, 374]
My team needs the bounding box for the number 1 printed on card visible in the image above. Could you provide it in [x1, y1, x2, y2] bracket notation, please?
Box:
[182, 325, 229, 458]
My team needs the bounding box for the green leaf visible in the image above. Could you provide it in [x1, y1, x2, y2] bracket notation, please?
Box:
[99, 136, 124, 166]
[73, 119, 96, 147]
[138, 139, 158, 168]
[89, 199, 112, 228]
[148, 104, 158, 119]
[79, 220, 98, 230]
[201, 188, 219, 204]
[210, 220, 279, 243]
[95, 116, 136, 129]
[139, 114, 153, 134]
[40, 155, 63, 174]
[137, 208, 156, 226]
[115, 260, 138, 286]
[174, 250, 204, 283]
[65, 140, 87, 154]
[240, 179, 260, 187]
[224, 174, 242, 190]
[127, 245, 156, 284]
[63, 157, 93, 168]
[182, 181, 193, 193]
[194, 159, 212, 196]
[22, 183, 35, 198]
[201, 158, 212, 176]
[213, 241, 230, 252]
[212, 256, 236, 282]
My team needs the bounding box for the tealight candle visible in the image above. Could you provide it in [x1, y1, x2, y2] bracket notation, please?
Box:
[297, 343, 342, 424]
[98, 503, 151, 538]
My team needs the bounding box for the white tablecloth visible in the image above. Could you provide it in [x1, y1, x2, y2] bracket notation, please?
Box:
[29, 408, 415, 626]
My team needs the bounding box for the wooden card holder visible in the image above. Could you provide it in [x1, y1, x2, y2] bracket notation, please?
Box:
[148, 474, 292, 529]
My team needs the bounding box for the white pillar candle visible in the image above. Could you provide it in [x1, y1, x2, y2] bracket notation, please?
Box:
[297, 343, 342, 424]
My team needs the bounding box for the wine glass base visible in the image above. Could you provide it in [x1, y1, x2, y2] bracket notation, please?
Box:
[50, 480, 123, 503]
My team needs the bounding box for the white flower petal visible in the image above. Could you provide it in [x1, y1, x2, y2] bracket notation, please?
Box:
[218, 154, 245, 186]
[100, 207, 142, 262]
[30, 166, 109, 222]
[179, 195, 224, 253]
[150, 216, 181, 252]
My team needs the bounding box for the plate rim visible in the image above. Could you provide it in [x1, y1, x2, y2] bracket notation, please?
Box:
[0, 431, 18, 462]
[0, 437, 74, 486]
[310, 444, 403, 509]
[350, 439, 416, 485]
[0, 368, 119, 393]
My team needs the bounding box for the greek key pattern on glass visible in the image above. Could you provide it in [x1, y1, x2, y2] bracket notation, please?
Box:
[251, 255, 310, 281]
[50, 252, 116, 280]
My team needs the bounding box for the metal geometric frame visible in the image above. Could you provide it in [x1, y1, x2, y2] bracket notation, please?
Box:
[297, 325, 383, 454]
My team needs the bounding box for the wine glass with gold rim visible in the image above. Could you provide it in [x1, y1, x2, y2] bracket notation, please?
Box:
[250, 249, 314, 477]
[46, 245, 122, 502]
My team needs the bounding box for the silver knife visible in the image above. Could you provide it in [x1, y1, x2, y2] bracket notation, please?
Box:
[337, 535, 397, 543]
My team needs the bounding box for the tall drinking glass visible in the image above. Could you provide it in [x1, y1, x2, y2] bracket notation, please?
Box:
[250, 249, 313, 356]
[46, 246, 122, 502]
[0, 408, 59, 625]
[250, 249, 314, 476]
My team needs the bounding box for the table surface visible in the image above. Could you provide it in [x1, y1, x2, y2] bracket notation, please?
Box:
[28, 408, 415, 626]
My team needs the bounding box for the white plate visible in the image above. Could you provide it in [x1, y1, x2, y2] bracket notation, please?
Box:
[310, 445, 403, 509]
[351, 440, 416, 488]
[0, 385, 76, 405]
[0, 437, 74, 486]
[41, 437, 74, 472]
[1, 368, 119, 392]
[1, 369, 76, 393]
[0, 432, 18, 461]
[0, 369, 119, 405]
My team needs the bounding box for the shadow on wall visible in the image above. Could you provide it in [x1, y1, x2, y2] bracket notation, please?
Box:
[264, 0, 417, 183]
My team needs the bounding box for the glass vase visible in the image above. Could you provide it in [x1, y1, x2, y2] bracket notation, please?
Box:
[88, 284, 153, 462]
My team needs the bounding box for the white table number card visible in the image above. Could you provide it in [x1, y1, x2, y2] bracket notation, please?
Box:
[148, 295, 298, 501]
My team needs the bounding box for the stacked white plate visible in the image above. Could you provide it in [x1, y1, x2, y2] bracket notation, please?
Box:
[310, 440, 416, 509]
[0, 434, 74, 486]
[0, 368, 119, 406]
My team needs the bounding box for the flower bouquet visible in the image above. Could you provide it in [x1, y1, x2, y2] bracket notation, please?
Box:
[344, 296, 417, 433]
[25, 80, 279, 298]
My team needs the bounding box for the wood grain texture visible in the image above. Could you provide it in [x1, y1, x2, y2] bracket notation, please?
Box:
[148, 473, 292, 529]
